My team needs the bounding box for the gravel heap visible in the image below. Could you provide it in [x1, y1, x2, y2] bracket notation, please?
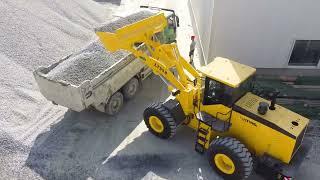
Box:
[46, 41, 130, 85]
[46, 10, 155, 86]
[95, 11, 155, 33]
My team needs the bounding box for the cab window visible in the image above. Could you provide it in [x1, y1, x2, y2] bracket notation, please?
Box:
[203, 77, 232, 106]
[167, 16, 174, 27]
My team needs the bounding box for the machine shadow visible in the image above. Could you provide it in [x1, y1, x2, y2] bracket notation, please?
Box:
[94, 126, 214, 180]
[94, 122, 263, 180]
[25, 76, 168, 179]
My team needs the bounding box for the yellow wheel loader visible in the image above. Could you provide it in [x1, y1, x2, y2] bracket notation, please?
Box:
[95, 10, 311, 180]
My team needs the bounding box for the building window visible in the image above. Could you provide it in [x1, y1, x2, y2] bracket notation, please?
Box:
[289, 40, 320, 66]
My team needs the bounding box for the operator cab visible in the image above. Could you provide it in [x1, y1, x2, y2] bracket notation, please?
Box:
[197, 57, 256, 132]
[199, 57, 256, 107]
[203, 75, 254, 107]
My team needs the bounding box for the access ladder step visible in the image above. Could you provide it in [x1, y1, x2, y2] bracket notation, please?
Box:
[195, 142, 205, 154]
[198, 127, 209, 135]
[197, 135, 207, 143]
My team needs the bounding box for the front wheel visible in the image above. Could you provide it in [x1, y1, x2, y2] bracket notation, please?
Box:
[143, 103, 176, 139]
[208, 137, 253, 180]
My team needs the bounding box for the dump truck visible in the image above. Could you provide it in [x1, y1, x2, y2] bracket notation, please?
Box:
[33, 42, 151, 115]
[34, 8, 179, 115]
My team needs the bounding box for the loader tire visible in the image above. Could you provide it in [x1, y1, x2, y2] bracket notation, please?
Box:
[105, 92, 123, 115]
[143, 103, 176, 139]
[122, 77, 139, 100]
[208, 137, 253, 180]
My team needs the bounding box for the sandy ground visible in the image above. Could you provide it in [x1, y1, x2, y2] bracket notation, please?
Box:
[0, 0, 319, 180]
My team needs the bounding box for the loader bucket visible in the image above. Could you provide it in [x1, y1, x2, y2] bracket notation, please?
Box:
[95, 12, 168, 52]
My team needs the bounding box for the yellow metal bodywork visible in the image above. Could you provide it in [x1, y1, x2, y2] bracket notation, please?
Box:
[199, 57, 256, 88]
[95, 12, 309, 165]
[230, 93, 309, 163]
[235, 93, 309, 139]
[187, 93, 308, 163]
[228, 111, 296, 163]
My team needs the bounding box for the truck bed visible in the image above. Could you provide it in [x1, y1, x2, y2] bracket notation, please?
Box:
[34, 41, 147, 112]
[45, 41, 130, 85]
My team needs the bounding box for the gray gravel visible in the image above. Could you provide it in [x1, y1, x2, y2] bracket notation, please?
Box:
[1, 0, 319, 180]
[0, 0, 114, 179]
[46, 41, 130, 85]
[95, 11, 155, 33]
[46, 10, 155, 86]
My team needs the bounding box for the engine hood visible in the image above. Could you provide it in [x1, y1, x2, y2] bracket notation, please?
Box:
[234, 92, 309, 139]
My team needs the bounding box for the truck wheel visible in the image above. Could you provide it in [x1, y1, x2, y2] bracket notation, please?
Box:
[122, 77, 139, 100]
[105, 92, 124, 115]
[143, 103, 176, 139]
[208, 137, 253, 180]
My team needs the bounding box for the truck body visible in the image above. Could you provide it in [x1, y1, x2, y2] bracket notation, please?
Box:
[33, 44, 151, 114]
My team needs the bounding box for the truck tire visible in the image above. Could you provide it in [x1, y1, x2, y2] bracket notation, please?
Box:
[122, 77, 139, 100]
[143, 102, 176, 139]
[105, 92, 124, 115]
[208, 137, 253, 180]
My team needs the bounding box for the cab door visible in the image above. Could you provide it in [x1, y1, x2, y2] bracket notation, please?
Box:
[200, 77, 232, 121]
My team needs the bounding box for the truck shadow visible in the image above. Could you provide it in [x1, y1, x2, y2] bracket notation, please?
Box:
[25, 75, 169, 179]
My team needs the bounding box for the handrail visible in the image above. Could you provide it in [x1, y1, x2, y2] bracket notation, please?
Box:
[215, 110, 232, 131]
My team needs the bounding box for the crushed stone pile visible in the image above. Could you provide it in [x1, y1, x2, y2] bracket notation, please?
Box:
[0, 0, 113, 71]
[46, 10, 155, 86]
[46, 41, 130, 85]
[95, 11, 155, 33]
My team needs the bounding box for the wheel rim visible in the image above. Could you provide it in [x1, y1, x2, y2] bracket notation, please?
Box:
[128, 84, 136, 95]
[111, 97, 121, 112]
[112, 100, 118, 108]
[149, 116, 164, 133]
[214, 153, 235, 174]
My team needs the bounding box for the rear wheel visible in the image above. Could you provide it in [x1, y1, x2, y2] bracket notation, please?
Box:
[105, 92, 124, 115]
[143, 103, 176, 139]
[208, 137, 253, 180]
[122, 77, 139, 100]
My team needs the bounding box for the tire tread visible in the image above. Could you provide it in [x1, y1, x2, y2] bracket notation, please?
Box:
[143, 102, 177, 138]
[209, 137, 253, 179]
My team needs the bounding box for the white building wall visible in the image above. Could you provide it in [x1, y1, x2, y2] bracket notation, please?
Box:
[188, 0, 214, 64]
[189, 0, 320, 69]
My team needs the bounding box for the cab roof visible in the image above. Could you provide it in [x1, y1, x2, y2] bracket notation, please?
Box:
[199, 57, 256, 88]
